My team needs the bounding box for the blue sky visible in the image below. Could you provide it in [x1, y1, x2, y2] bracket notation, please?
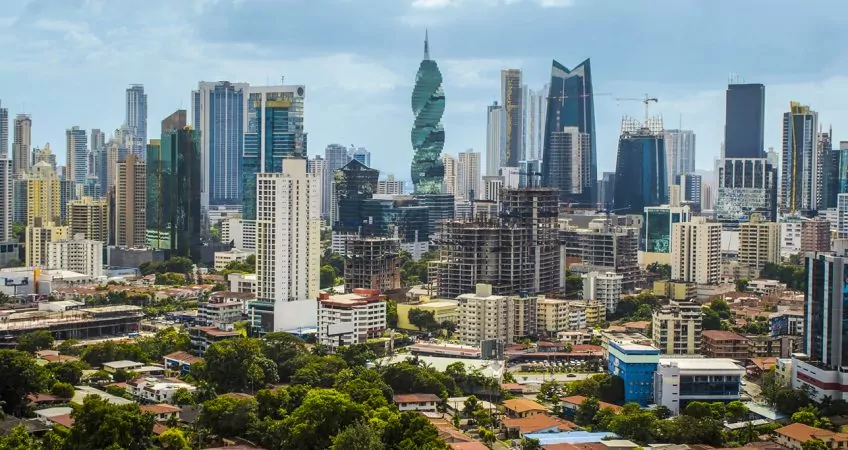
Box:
[2, 0, 847, 181]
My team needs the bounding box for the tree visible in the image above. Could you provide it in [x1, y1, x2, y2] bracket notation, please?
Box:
[608, 409, 656, 443]
[158, 428, 191, 450]
[736, 278, 749, 292]
[67, 395, 154, 450]
[17, 330, 55, 352]
[683, 401, 713, 419]
[565, 270, 583, 297]
[321, 251, 345, 277]
[702, 308, 722, 330]
[331, 421, 383, 450]
[463, 395, 480, 418]
[321, 265, 337, 289]
[479, 427, 496, 447]
[381, 410, 450, 449]
[50, 381, 75, 398]
[386, 300, 398, 328]
[0, 350, 53, 415]
[337, 344, 377, 368]
[521, 437, 543, 450]
[291, 356, 348, 388]
[172, 387, 196, 406]
[279, 389, 366, 450]
[653, 405, 672, 420]
[199, 395, 259, 439]
[0, 423, 41, 449]
[802, 439, 829, 450]
[647, 263, 671, 279]
[261, 332, 308, 382]
[196, 337, 279, 392]
[537, 379, 564, 404]
[575, 397, 600, 426]
[726, 400, 749, 422]
[408, 308, 439, 331]
[46, 361, 85, 385]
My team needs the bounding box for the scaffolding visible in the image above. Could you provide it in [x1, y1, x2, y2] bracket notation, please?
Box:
[343, 237, 401, 292]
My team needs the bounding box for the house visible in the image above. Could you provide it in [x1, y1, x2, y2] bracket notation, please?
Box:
[774, 423, 848, 450]
[163, 351, 204, 376]
[34, 407, 75, 428]
[450, 443, 490, 450]
[560, 396, 623, 415]
[27, 393, 71, 407]
[188, 324, 241, 355]
[127, 377, 196, 404]
[501, 414, 575, 438]
[140, 404, 182, 422]
[102, 360, 144, 373]
[502, 398, 547, 418]
[393, 393, 441, 413]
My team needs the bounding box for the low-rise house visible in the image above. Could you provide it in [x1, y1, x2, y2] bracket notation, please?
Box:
[127, 377, 196, 404]
[502, 398, 547, 418]
[501, 414, 575, 438]
[560, 395, 623, 415]
[188, 324, 241, 355]
[393, 393, 440, 413]
[102, 360, 144, 373]
[27, 393, 71, 407]
[140, 403, 182, 422]
[163, 351, 203, 376]
[774, 422, 848, 450]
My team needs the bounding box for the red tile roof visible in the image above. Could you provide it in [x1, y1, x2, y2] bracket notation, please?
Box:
[451, 443, 490, 450]
[140, 404, 182, 415]
[776, 422, 848, 443]
[502, 398, 547, 414]
[501, 414, 575, 434]
[561, 395, 622, 412]
[702, 330, 750, 341]
[164, 351, 203, 365]
[48, 414, 74, 428]
[393, 393, 441, 404]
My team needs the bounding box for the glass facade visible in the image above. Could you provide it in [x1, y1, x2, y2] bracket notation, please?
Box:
[715, 158, 778, 223]
[333, 160, 379, 233]
[804, 254, 848, 368]
[724, 83, 765, 159]
[541, 59, 596, 205]
[679, 375, 741, 397]
[613, 133, 667, 215]
[200, 82, 246, 206]
[645, 209, 672, 253]
[411, 36, 445, 195]
[242, 88, 306, 220]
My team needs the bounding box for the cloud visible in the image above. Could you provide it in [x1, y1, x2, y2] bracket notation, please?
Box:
[411, 0, 457, 8]
[441, 58, 524, 89]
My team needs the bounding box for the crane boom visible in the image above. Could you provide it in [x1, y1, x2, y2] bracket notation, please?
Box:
[615, 94, 659, 123]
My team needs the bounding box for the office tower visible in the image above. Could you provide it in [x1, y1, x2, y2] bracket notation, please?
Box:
[411, 32, 445, 195]
[652, 301, 703, 355]
[324, 144, 351, 218]
[643, 205, 692, 267]
[68, 196, 108, 243]
[737, 213, 780, 277]
[377, 175, 404, 195]
[0, 101, 7, 157]
[545, 126, 590, 202]
[518, 159, 541, 188]
[343, 236, 401, 291]
[781, 102, 820, 212]
[193, 81, 248, 212]
[115, 154, 146, 248]
[48, 233, 103, 277]
[542, 59, 596, 205]
[26, 222, 68, 267]
[350, 147, 371, 167]
[65, 126, 88, 183]
[679, 174, 702, 207]
[599, 172, 616, 208]
[106, 126, 133, 191]
[441, 154, 457, 196]
[822, 138, 845, 209]
[613, 117, 667, 215]
[523, 86, 547, 162]
[255, 158, 320, 331]
[90, 129, 105, 153]
[801, 217, 830, 253]
[724, 83, 765, 158]
[12, 114, 32, 177]
[306, 155, 326, 216]
[332, 160, 379, 233]
[24, 161, 61, 227]
[486, 101, 506, 177]
[457, 151, 481, 201]
[242, 84, 307, 220]
[715, 158, 778, 223]
[501, 69, 523, 166]
[147, 110, 202, 260]
[0, 160, 11, 241]
[125, 84, 147, 156]
[663, 130, 696, 189]
[582, 271, 623, 314]
[31, 145, 57, 171]
[670, 217, 721, 284]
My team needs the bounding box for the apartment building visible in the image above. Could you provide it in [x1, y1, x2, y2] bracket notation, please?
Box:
[671, 217, 721, 284]
[700, 330, 750, 359]
[651, 301, 702, 355]
[317, 289, 386, 352]
[456, 283, 512, 346]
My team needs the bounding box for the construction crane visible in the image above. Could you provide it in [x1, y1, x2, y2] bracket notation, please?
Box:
[615, 94, 659, 123]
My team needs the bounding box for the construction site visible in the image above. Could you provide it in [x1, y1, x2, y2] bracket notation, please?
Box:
[0, 305, 143, 346]
[343, 236, 402, 292]
[560, 217, 642, 292]
[430, 188, 561, 299]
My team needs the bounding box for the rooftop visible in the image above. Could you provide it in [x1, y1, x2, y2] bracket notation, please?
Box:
[140, 404, 182, 415]
[501, 414, 576, 434]
[164, 351, 204, 365]
[658, 357, 744, 371]
[561, 395, 622, 412]
[393, 393, 441, 403]
[702, 330, 749, 341]
[103, 360, 143, 369]
[776, 422, 848, 443]
[503, 398, 547, 414]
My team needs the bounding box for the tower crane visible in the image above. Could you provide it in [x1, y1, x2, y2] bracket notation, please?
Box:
[615, 94, 659, 123]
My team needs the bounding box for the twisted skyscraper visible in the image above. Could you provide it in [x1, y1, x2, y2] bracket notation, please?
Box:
[411, 31, 445, 194]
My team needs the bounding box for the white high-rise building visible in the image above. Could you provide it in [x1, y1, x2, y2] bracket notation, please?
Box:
[781, 103, 820, 212]
[65, 126, 88, 183]
[0, 101, 7, 158]
[457, 150, 481, 201]
[0, 159, 11, 242]
[324, 144, 351, 218]
[125, 84, 147, 156]
[522, 86, 547, 162]
[486, 102, 505, 177]
[255, 158, 321, 332]
[671, 217, 722, 284]
[582, 271, 623, 314]
[378, 175, 404, 195]
[663, 130, 696, 188]
[456, 284, 512, 346]
[307, 155, 327, 216]
[442, 154, 458, 196]
[48, 233, 103, 278]
[482, 176, 503, 202]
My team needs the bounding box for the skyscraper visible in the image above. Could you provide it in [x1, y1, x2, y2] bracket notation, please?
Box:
[306, 155, 327, 217]
[350, 146, 371, 167]
[242, 85, 307, 220]
[485, 101, 505, 177]
[670, 217, 721, 285]
[66, 126, 88, 183]
[115, 154, 147, 248]
[501, 69, 523, 166]
[613, 117, 667, 215]
[125, 84, 148, 156]
[255, 158, 320, 331]
[781, 102, 821, 212]
[146, 110, 202, 260]
[68, 196, 108, 243]
[457, 150, 480, 201]
[679, 173, 702, 207]
[193, 81, 248, 211]
[663, 129, 696, 189]
[545, 126, 590, 202]
[523, 86, 547, 162]
[24, 161, 61, 227]
[332, 160, 379, 233]
[542, 59, 597, 205]
[90, 129, 105, 153]
[714, 158, 778, 223]
[0, 160, 11, 242]
[410, 32, 445, 195]
[724, 83, 765, 159]
[324, 144, 351, 218]
[0, 101, 8, 158]
[12, 114, 32, 178]
[442, 154, 457, 196]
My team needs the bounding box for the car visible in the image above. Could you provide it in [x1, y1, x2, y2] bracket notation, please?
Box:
[567, 373, 577, 378]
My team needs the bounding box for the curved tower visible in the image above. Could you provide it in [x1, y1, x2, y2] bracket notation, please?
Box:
[411, 31, 445, 194]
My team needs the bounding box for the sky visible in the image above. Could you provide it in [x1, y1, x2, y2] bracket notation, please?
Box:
[2, 0, 848, 182]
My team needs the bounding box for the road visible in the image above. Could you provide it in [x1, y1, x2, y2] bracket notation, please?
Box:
[510, 372, 595, 384]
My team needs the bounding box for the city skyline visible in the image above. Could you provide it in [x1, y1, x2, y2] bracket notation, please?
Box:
[0, 1, 847, 181]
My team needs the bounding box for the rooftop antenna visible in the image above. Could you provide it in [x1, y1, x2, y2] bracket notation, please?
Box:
[424, 29, 430, 60]
[281, 76, 285, 85]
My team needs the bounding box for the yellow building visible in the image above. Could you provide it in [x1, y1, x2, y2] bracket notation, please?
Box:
[537, 297, 570, 334]
[397, 297, 459, 331]
[652, 281, 696, 301]
[26, 223, 68, 267]
[69, 197, 108, 243]
[574, 301, 606, 327]
[25, 160, 61, 227]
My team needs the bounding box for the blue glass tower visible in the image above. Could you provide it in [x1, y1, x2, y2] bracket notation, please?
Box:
[241, 86, 306, 220]
[541, 59, 597, 205]
[613, 118, 668, 215]
[411, 31, 445, 195]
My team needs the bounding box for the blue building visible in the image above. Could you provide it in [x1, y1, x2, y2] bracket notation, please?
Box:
[724, 83, 765, 159]
[613, 118, 667, 215]
[608, 340, 660, 406]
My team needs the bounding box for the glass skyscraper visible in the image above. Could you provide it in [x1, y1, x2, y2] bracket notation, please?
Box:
[242, 85, 307, 220]
[65, 126, 88, 183]
[541, 59, 597, 205]
[781, 102, 821, 212]
[125, 84, 148, 157]
[724, 83, 765, 159]
[613, 118, 667, 215]
[410, 32, 445, 195]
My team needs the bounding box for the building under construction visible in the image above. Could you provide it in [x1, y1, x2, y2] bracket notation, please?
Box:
[344, 237, 402, 292]
[560, 217, 641, 292]
[431, 187, 561, 298]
